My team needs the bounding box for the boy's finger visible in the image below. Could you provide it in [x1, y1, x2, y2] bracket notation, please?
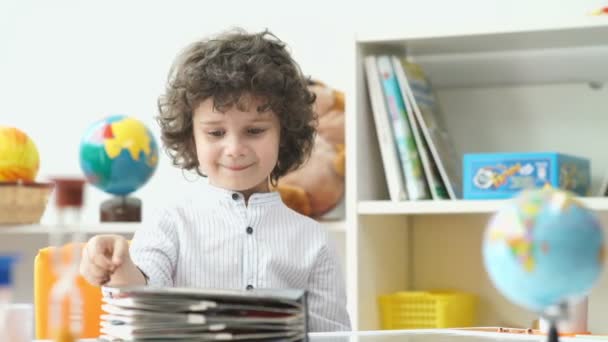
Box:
[86, 263, 112, 279]
[84, 273, 111, 287]
[86, 237, 116, 270]
[112, 238, 129, 266]
[88, 237, 110, 257]
[91, 252, 114, 271]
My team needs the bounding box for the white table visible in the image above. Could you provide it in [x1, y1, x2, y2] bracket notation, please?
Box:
[34, 329, 592, 341]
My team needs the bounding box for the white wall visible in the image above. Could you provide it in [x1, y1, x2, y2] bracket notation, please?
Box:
[2, 0, 606, 222]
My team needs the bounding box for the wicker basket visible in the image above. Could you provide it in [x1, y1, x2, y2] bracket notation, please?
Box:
[0, 181, 54, 225]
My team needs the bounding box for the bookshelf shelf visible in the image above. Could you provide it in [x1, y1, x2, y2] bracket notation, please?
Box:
[0, 222, 140, 234]
[358, 18, 608, 89]
[355, 17, 608, 49]
[358, 197, 608, 215]
[347, 19, 608, 333]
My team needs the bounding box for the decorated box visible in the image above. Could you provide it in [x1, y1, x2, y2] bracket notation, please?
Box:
[463, 152, 590, 199]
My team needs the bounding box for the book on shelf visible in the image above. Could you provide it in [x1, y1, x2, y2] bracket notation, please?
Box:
[598, 171, 608, 197]
[99, 286, 308, 342]
[376, 55, 430, 200]
[399, 59, 463, 199]
[364, 55, 408, 201]
[392, 56, 449, 200]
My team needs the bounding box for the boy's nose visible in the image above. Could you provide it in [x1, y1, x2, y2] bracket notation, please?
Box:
[225, 137, 247, 157]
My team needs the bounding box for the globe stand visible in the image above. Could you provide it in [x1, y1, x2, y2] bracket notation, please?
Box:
[547, 321, 559, 342]
[100, 196, 141, 222]
[542, 302, 569, 342]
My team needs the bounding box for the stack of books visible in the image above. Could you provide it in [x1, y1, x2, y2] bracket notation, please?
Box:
[99, 286, 308, 341]
[364, 55, 462, 201]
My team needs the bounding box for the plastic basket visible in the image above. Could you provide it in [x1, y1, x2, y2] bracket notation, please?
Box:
[378, 291, 477, 329]
[0, 181, 54, 225]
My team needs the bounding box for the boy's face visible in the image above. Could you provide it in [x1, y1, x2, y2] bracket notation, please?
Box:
[192, 96, 280, 196]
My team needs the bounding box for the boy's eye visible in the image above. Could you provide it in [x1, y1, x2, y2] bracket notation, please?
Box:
[247, 128, 266, 135]
[208, 130, 225, 137]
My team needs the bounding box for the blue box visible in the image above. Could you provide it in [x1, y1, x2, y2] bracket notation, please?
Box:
[463, 152, 590, 199]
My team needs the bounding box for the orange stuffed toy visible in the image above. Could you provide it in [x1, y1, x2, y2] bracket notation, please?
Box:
[275, 81, 345, 218]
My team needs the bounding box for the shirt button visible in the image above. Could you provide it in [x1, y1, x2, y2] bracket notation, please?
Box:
[246, 226, 253, 234]
[246, 284, 254, 290]
[231, 193, 239, 200]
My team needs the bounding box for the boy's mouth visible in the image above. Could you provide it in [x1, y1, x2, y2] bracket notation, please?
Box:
[223, 164, 252, 171]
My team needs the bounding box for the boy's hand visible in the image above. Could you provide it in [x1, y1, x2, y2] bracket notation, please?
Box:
[80, 234, 130, 286]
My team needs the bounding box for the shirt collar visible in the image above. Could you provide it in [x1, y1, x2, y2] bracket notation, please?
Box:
[203, 182, 283, 207]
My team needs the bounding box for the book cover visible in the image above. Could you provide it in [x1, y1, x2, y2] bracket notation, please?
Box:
[392, 56, 448, 200]
[400, 59, 463, 199]
[377, 55, 429, 200]
[364, 55, 408, 201]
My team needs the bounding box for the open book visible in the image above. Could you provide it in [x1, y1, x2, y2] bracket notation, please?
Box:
[99, 286, 308, 341]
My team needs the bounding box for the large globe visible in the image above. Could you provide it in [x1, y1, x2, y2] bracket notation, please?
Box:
[79, 115, 159, 196]
[483, 188, 604, 313]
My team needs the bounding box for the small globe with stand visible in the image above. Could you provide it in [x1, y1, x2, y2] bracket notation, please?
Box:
[79, 115, 159, 222]
[483, 188, 604, 341]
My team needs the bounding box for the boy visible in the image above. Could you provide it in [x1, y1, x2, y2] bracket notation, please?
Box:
[80, 28, 351, 332]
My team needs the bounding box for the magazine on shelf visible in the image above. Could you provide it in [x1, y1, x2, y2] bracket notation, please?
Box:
[98, 286, 308, 342]
[399, 59, 463, 199]
[376, 55, 429, 200]
[363, 55, 408, 201]
[391, 56, 449, 200]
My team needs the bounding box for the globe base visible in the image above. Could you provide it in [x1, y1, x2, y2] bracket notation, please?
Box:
[548, 322, 559, 342]
[540, 297, 588, 336]
[100, 196, 141, 222]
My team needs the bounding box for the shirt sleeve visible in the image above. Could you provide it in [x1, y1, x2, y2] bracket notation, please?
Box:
[306, 240, 352, 332]
[129, 210, 179, 287]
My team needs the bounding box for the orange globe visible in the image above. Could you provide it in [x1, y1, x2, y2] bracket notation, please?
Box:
[0, 126, 40, 182]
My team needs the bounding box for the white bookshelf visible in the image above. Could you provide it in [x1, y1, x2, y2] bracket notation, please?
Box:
[358, 197, 608, 215]
[347, 18, 608, 333]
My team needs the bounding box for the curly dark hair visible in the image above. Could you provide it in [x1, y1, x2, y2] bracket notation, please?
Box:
[157, 28, 317, 185]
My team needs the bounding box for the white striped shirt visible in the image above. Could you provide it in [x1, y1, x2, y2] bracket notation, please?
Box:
[129, 183, 351, 332]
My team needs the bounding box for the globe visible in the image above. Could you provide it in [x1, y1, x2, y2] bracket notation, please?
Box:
[79, 115, 159, 196]
[483, 188, 604, 313]
[0, 126, 40, 182]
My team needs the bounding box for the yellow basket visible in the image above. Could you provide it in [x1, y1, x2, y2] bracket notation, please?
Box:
[378, 291, 477, 329]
